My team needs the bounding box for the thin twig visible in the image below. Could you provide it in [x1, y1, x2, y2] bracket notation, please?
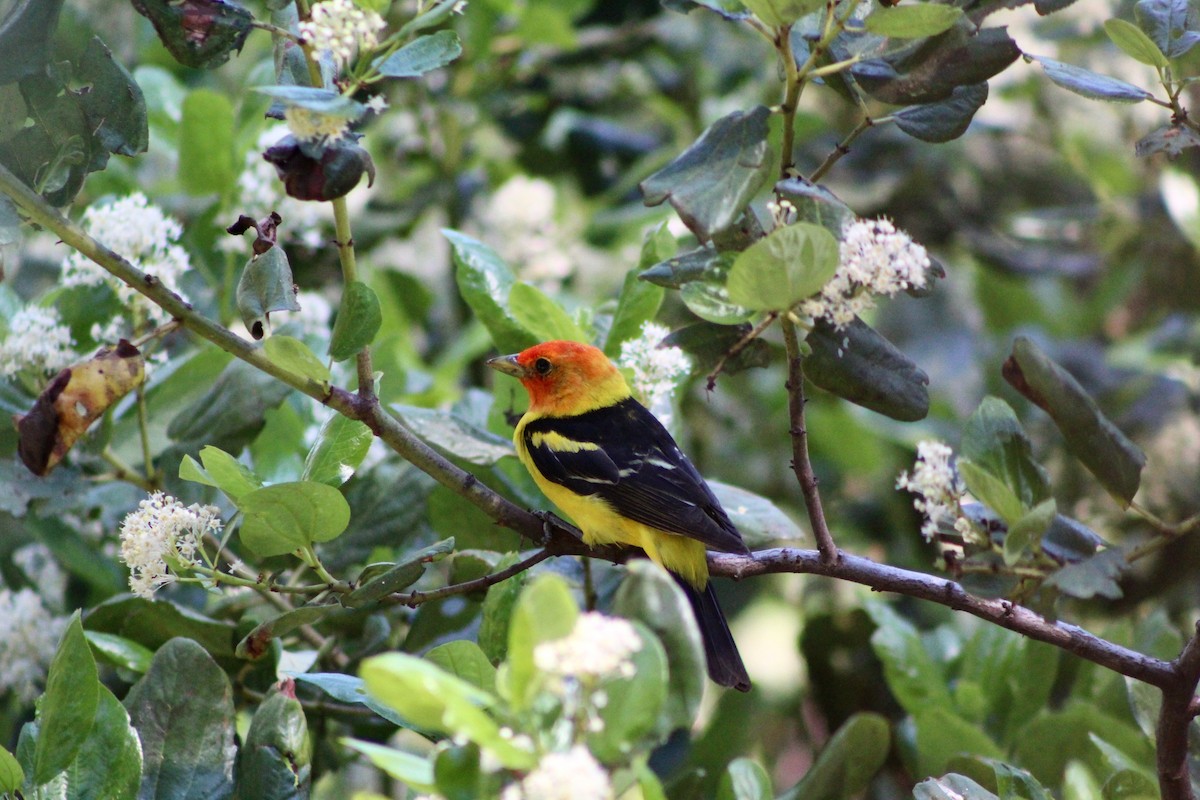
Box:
[808, 115, 876, 183]
[781, 317, 837, 563]
[706, 312, 778, 391]
[388, 548, 553, 607]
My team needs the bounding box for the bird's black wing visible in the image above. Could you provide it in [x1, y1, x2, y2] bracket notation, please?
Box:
[522, 398, 748, 554]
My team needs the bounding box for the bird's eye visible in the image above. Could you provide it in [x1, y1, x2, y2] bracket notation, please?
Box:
[534, 357, 552, 375]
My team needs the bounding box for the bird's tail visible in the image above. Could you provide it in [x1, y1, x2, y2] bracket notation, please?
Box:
[676, 576, 751, 692]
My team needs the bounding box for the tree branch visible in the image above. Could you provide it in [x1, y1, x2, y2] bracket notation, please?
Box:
[1157, 620, 1200, 800]
[387, 548, 554, 607]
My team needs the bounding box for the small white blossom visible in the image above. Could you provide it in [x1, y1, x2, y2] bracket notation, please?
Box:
[507, 746, 612, 800]
[479, 176, 572, 286]
[12, 543, 68, 611]
[618, 322, 691, 430]
[534, 612, 642, 682]
[284, 106, 350, 143]
[0, 306, 77, 376]
[766, 198, 797, 228]
[896, 441, 964, 542]
[119, 492, 222, 598]
[365, 94, 389, 114]
[0, 589, 67, 704]
[452, 0, 468, 13]
[62, 193, 191, 327]
[801, 218, 931, 330]
[298, 0, 385, 71]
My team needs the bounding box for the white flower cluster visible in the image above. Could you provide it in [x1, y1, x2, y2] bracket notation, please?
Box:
[895, 440, 967, 542]
[0, 306, 77, 377]
[766, 197, 797, 228]
[12, 543, 68, 611]
[801, 218, 930, 329]
[284, 106, 350, 144]
[618, 322, 692, 431]
[118, 492, 222, 598]
[62, 193, 191, 327]
[534, 612, 642, 682]
[225, 126, 330, 252]
[0, 588, 67, 704]
[501, 746, 612, 800]
[298, 0, 385, 71]
[480, 177, 572, 287]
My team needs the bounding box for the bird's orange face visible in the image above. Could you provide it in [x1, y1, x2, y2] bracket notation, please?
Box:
[487, 340, 626, 413]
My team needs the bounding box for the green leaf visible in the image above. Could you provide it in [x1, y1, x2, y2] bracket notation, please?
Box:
[84, 631, 153, 674]
[329, 280, 383, 361]
[914, 708, 1004, 777]
[393, 405, 515, 465]
[253, 86, 363, 118]
[742, 0, 822, 27]
[504, 573, 579, 710]
[959, 459, 1025, 525]
[605, 226, 670, 356]
[293, 673, 407, 727]
[854, 27, 1019, 106]
[639, 247, 734, 289]
[0, 0, 64, 84]
[0, 746, 21, 793]
[710, 480, 804, 547]
[1002, 337, 1145, 506]
[236, 605, 340, 661]
[805, 318, 931, 422]
[681, 280, 755, 325]
[434, 743, 483, 800]
[130, 0, 252, 68]
[663, 322, 770, 376]
[1029, 56, 1152, 103]
[167, 360, 292, 454]
[508, 282, 589, 343]
[235, 691, 311, 799]
[587, 622, 669, 762]
[34, 612, 99, 785]
[179, 89, 233, 194]
[726, 222, 840, 311]
[717, 757, 772, 800]
[915, 773, 1000, 800]
[375, 30, 463, 77]
[78, 37, 149, 159]
[894, 83, 989, 143]
[200, 445, 263, 501]
[264, 334, 331, 388]
[238, 481, 352, 556]
[478, 554, 527, 663]
[60, 687, 142, 800]
[1104, 18, 1169, 67]
[1003, 498, 1056, 565]
[445, 230, 538, 353]
[341, 739, 435, 792]
[613, 561, 705, 732]
[864, 4, 963, 38]
[778, 713, 890, 800]
[865, 600, 952, 716]
[640, 106, 773, 242]
[960, 396, 1051, 516]
[123, 638, 236, 799]
[425, 641, 498, 693]
[302, 413, 373, 486]
[343, 538, 455, 608]
[1046, 548, 1126, 600]
[85, 596, 235, 659]
[237, 247, 301, 340]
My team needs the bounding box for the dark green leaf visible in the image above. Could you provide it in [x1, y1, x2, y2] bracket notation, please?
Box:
[663, 322, 770, 375]
[123, 638, 236, 800]
[78, 37, 149, 159]
[805, 317, 930, 422]
[726, 222, 839, 311]
[238, 481, 351, 556]
[343, 538, 455, 608]
[445, 230, 538, 353]
[5, 72, 95, 205]
[85, 596, 236, 659]
[864, 4, 962, 37]
[894, 84, 989, 143]
[639, 247, 734, 289]
[237, 247, 301, 340]
[959, 395, 1051, 517]
[508, 282, 589, 343]
[613, 561, 706, 734]
[236, 605, 340, 660]
[778, 713, 890, 800]
[853, 26, 1019, 105]
[375, 30, 463, 77]
[130, 0, 252, 69]
[425, 641, 498, 693]
[84, 630, 153, 674]
[1135, 0, 1200, 58]
[1046, 548, 1126, 599]
[234, 691, 310, 800]
[1135, 123, 1200, 158]
[302, 413, 373, 486]
[263, 335, 332, 388]
[329, 280, 383, 361]
[716, 757, 771, 800]
[709, 480, 804, 547]
[640, 106, 772, 242]
[865, 600, 952, 715]
[293, 673, 407, 727]
[253, 86, 362, 117]
[341, 739, 435, 791]
[434, 743, 483, 800]
[1029, 55, 1152, 103]
[0, 0, 64, 84]
[774, 178, 854, 233]
[393, 405, 515, 465]
[61, 687, 142, 800]
[1104, 18, 1170, 66]
[0, 745, 21, 793]
[587, 621, 668, 762]
[180, 89, 233, 194]
[1002, 336, 1145, 506]
[169, 359, 291, 455]
[915, 773, 1000, 800]
[34, 612, 99, 784]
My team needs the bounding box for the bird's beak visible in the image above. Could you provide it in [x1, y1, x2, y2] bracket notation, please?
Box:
[486, 354, 526, 378]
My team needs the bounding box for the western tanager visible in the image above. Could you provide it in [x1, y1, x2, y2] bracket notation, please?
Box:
[488, 340, 751, 691]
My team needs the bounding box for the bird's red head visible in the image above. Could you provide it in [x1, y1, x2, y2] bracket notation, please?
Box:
[487, 340, 628, 414]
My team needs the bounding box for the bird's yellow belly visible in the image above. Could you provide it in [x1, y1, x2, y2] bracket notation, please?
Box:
[528, 469, 710, 589]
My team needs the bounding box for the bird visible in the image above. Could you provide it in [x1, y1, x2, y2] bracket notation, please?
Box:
[487, 339, 751, 691]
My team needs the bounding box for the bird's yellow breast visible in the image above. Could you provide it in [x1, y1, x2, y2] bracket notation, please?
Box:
[513, 416, 709, 589]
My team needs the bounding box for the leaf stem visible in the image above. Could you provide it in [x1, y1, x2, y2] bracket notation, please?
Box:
[388, 548, 553, 607]
[100, 447, 156, 492]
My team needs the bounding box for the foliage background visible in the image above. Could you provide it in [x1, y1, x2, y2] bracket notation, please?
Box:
[2, 0, 1200, 797]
